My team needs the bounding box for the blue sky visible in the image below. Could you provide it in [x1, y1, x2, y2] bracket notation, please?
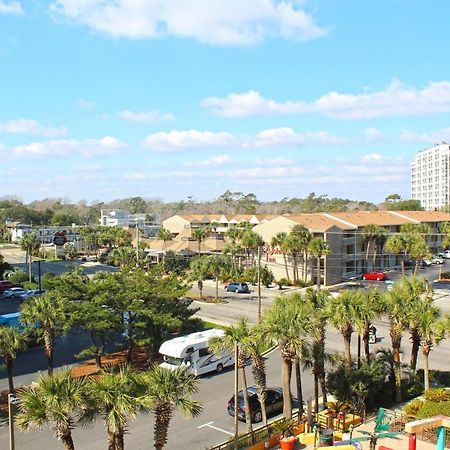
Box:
[1, 0, 450, 203]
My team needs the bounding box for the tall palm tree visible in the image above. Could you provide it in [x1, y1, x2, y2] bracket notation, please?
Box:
[16, 369, 88, 450]
[156, 228, 172, 266]
[192, 227, 207, 255]
[308, 237, 331, 290]
[383, 279, 411, 402]
[417, 306, 447, 390]
[21, 292, 69, 375]
[290, 225, 312, 283]
[210, 318, 254, 436]
[401, 223, 431, 274]
[257, 294, 313, 419]
[240, 229, 263, 266]
[327, 290, 364, 370]
[270, 232, 290, 281]
[385, 234, 408, 275]
[205, 254, 229, 299]
[141, 365, 202, 450]
[304, 288, 331, 409]
[361, 224, 382, 271]
[0, 325, 27, 392]
[107, 246, 135, 268]
[20, 232, 40, 282]
[355, 289, 383, 364]
[87, 365, 141, 450]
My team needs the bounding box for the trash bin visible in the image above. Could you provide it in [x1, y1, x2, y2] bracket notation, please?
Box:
[319, 428, 333, 447]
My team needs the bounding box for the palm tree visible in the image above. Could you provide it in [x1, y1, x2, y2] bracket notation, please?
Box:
[156, 228, 172, 266]
[361, 224, 382, 271]
[355, 289, 383, 364]
[20, 232, 40, 282]
[385, 234, 408, 275]
[383, 279, 411, 402]
[401, 223, 431, 274]
[192, 227, 207, 255]
[210, 317, 254, 437]
[327, 290, 364, 370]
[87, 365, 141, 450]
[240, 229, 263, 266]
[257, 294, 313, 419]
[0, 326, 27, 392]
[270, 232, 290, 281]
[21, 292, 69, 375]
[417, 306, 447, 390]
[308, 237, 331, 290]
[189, 256, 209, 299]
[205, 254, 229, 300]
[107, 246, 135, 268]
[141, 365, 202, 450]
[16, 368, 88, 450]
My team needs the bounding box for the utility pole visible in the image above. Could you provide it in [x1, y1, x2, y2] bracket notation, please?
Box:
[135, 225, 140, 267]
[38, 259, 42, 292]
[8, 393, 18, 450]
[257, 245, 262, 323]
[234, 342, 239, 450]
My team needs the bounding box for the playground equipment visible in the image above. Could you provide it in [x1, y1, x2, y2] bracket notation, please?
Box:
[404, 415, 450, 450]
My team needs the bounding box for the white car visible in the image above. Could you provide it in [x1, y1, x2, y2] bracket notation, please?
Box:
[431, 256, 445, 265]
[438, 250, 450, 259]
[3, 287, 29, 299]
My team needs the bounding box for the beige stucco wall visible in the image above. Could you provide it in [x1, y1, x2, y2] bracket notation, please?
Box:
[162, 215, 190, 235]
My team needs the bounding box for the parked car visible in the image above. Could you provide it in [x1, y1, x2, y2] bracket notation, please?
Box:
[438, 250, 450, 259]
[3, 287, 29, 299]
[224, 282, 250, 293]
[227, 387, 284, 423]
[19, 289, 45, 301]
[362, 271, 387, 281]
[431, 255, 445, 265]
[420, 259, 433, 267]
[0, 281, 15, 292]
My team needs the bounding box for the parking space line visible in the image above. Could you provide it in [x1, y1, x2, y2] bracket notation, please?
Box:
[197, 421, 234, 436]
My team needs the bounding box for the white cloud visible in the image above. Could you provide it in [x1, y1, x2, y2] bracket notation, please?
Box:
[119, 110, 175, 123]
[78, 99, 96, 110]
[75, 164, 101, 172]
[254, 157, 294, 165]
[14, 136, 124, 158]
[142, 127, 347, 152]
[50, 0, 327, 45]
[364, 127, 386, 142]
[202, 80, 450, 119]
[400, 128, 450, 144]
[0, 119, 67, 137]
[184, 154, 231, 168]
[0, 1, 22, 15]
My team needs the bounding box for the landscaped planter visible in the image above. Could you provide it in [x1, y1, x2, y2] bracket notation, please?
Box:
[279, 436, 296, 450]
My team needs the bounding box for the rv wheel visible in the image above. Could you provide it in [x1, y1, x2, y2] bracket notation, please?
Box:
[216, 363, 223, 373]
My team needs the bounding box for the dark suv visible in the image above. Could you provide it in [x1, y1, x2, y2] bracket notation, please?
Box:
[224, 282, 250, 293]
[227, 387, 284, 423]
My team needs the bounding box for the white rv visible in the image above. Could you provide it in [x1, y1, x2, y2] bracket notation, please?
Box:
[159, 328, 234, 376]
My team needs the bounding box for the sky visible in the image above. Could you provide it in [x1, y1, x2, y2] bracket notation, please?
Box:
[1, 0, 450, 204]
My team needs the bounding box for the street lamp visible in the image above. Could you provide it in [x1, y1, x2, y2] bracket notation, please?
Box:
[8, 393, 20, 450]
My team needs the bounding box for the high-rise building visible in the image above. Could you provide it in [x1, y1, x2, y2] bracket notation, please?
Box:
[411, 143, 450, 210]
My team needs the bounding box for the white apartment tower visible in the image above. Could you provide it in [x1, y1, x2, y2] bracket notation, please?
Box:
[411, 143, 450, 211]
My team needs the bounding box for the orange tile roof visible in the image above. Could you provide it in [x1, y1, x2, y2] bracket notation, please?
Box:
[282, 214, 351, 231]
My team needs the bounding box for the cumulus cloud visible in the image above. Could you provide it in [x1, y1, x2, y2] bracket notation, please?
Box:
[400, 128, 450, 144]
[119, 110, 175, 123]
[142, 127, 347, 152]
[49, 0, 327, 45]
[0, 119, 67, 137]
[14, 136, 124, 158]
[0, 1, 22, 15]
[202, 80, 450, 119]
[184, 154, 231, 168]
[364, 128, 386, 142]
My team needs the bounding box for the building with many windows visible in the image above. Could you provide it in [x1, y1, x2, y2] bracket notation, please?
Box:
[412, 143, 450, 210]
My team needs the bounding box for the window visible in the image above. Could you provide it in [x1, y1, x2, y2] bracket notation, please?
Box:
[199, 347, 212, 358]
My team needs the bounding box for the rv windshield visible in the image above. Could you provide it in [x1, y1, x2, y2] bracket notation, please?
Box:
[164, 356, 184, 366]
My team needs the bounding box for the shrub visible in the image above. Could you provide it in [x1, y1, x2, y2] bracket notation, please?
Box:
[424, 388, 450, 402]
[440, 271, 450, 279]
[22, 281, 38, 290]
[8, 270, 33, 284]
[40, 272, 56, 290]
[403, 399, 424, 418]
[416, 400, 450, 419]
[277, 278, 292, 289]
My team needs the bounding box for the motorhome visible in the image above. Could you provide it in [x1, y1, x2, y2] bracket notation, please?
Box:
[159, 328, 234, 376]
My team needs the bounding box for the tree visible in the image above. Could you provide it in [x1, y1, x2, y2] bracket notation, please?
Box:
[289, 225, 311, 284]
[20, 233, 40, 282]
[308, 237, 330, 289]
[141, 366, 202, 450]
[210, 317, 254, 437]
[64, 243, 78, 260]
[327, 290, 364, 370]
[87, 366, 141, 450]
[107, 247, 136, 268]
[240, 229, 263, 266]
[192, 227, 207, 255]
[20, 292, 70, 375]
[361, 224, 385, 271]
[0, 326, 27, 392]
[16, 369, 89, 450]
[385, 234, 408, 275]
[156, 228, 172, 266]
[270, 232, 290, 281]
[189, 256, 210, 299]
[205, 254, 229, 300]
[257, 294, 313, 419]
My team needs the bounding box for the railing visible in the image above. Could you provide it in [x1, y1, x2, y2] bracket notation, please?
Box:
[208, 411, 304, 450]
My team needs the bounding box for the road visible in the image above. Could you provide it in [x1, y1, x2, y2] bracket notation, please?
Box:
[1, 249, 450, 449]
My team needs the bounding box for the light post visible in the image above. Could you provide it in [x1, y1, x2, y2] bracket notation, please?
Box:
[8, 393, 20, 450]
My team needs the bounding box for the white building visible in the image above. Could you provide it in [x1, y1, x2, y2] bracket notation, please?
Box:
[412, 143, 450, 210]
[100, 209, 161, 238]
